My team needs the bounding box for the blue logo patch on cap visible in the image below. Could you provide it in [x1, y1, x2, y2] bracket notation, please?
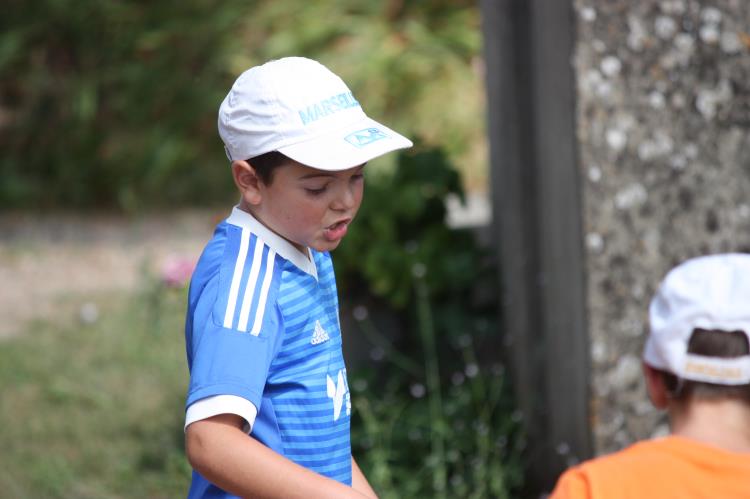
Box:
[344, 128, 389, 148]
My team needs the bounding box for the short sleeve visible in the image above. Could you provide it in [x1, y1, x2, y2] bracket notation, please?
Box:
[186, 321, 277, 409]
[549, 467, 592, 499]
[185, 227, 283, 417]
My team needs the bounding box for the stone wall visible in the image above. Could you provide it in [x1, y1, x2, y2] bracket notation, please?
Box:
[573, 0, 750, 454]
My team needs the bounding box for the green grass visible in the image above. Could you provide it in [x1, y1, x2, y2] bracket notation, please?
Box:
[0, 286, 191, 498]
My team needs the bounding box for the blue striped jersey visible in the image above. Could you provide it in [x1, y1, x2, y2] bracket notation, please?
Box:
[184, 207, 352, 498]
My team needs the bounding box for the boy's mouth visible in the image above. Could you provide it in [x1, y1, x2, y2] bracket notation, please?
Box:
[323, 219, 350, 242]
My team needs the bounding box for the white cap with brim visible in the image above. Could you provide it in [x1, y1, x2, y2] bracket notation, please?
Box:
[644, 253, 750, 385]
[218, 57, 413, 170]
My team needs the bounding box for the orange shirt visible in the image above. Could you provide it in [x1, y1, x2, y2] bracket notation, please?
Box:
[550, 435, 750, 499]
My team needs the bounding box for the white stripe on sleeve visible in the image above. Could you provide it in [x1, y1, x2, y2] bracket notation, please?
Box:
[250, 249, 277, 336]
[237, 238, 265, 332]
[223, 229, 250, 329]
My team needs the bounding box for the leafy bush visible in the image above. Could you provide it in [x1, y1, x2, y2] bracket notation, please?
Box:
[0, 0, 246, 210]
[0, 1, 485, 210]
[335, 146, 525, 498]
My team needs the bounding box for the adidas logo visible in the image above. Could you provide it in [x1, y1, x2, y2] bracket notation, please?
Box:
[310, 320, 330, 345]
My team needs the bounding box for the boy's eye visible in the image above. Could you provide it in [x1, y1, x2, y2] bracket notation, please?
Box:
[305, 186, 328, 196]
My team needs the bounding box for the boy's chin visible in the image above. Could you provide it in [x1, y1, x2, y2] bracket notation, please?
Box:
[311, 239, 343, 252]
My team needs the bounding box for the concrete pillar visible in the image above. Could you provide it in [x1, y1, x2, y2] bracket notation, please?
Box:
[574, 0, 750, 454]
[481, 0, 750, 492]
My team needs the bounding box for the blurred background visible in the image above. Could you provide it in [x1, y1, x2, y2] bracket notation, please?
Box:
[3, 1, 750, 498]
[1, 1, 518, 498]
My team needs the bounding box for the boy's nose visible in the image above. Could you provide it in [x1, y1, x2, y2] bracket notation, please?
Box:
[331, 185, 357, 211]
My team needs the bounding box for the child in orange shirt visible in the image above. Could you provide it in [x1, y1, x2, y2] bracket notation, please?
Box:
[551, 253, 750, 499]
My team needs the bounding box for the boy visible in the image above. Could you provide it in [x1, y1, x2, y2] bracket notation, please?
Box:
[551, 253, 750, 498]
[183, 57, 412, 498]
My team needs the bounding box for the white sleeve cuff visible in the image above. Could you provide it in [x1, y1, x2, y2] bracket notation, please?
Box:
[184, 395, 258, 434]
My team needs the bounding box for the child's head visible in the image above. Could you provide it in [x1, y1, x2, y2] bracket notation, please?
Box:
[217, 57, 412, 252]
[643, 253, 750, 406]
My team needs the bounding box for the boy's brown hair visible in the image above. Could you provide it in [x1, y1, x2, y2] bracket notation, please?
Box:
[246, 151, 293, 185]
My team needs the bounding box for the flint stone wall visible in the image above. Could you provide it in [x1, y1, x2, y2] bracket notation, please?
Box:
[574, 0, 750, 454]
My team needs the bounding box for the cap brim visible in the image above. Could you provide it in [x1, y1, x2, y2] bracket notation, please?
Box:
[278, 117, 413, 171]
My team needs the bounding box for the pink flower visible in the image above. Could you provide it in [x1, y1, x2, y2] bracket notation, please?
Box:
[160, 256, 196, 288]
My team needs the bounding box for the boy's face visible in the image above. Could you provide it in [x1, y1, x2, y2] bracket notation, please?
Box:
[251, 161, 364, 253]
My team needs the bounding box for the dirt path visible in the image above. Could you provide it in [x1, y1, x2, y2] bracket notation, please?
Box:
[0, 210, 222, 338]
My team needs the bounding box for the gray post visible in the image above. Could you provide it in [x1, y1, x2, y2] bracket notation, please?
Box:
[480, 0, 591, 492]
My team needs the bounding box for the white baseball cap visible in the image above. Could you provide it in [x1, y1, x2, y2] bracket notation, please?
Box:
[644, 253, 750, 385]
[217, 57, 413, 170]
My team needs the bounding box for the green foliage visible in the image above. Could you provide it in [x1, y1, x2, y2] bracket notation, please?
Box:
[0, 0, 243, 210]
[335, 146, 525, 497]
[335, 143, 479, 308]
[239, 1, 486, 186]
[0, 1, 485, 210]
[349, 332, 524, 499]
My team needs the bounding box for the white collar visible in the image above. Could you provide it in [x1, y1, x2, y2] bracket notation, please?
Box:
[226, 206, 318, 280]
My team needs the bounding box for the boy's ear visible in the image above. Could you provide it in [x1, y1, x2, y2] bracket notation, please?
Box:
[643, 362, 669, 409]
[231, 160, 262, 205]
